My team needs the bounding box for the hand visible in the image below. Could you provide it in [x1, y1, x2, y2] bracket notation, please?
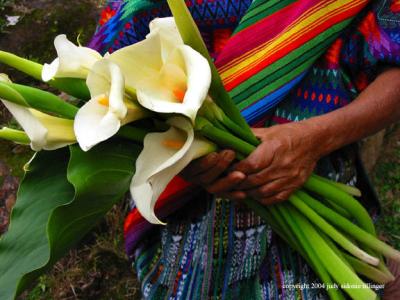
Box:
[180, 149, 246, 197]
[229, 122, 324, 205]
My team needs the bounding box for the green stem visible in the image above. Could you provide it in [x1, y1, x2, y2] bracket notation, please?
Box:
[282, 204, 377, 300]
[322, 197, 352, 219]
[277, 205, 347, 300]
[0, 50, 42, 79]
[304, 175, 376, 235]
[0, 83, 28, 106]
[311, 174, 362, 197]
[289, 194, 379, 266]
[0, 127, 30, 144]
[343, 253, 395, 284]
[1, 83, 78, 119]
[295, 190, 400, 263]
[195, 117, 255, 156]
[245, 200, 346, 300]
[305, 177, 391, 277]
[220, 114, 261, 146]
[0, 50, 90, 100]
[269, 205, 301, 251]
[320, 231, 354, 270]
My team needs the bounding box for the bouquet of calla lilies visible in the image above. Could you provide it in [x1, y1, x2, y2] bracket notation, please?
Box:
[0, 1, 399, 299]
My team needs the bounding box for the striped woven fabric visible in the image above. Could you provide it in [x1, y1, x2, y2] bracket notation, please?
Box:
[214, 0, 370, 124]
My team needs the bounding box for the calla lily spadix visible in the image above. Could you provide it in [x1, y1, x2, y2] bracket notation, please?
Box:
[130, 116, 217, 225]
[1, 100, 76, 151]
[74, 59, 149, 152]
[42, 34, 102, 81]
[108, 17, 212, 122]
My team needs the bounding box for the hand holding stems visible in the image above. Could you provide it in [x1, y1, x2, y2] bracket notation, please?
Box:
[181, 121, 323, 204]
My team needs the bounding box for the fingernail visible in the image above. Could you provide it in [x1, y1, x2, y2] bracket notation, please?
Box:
[234, 171, 246, 180]
[209, 153, 218, 161]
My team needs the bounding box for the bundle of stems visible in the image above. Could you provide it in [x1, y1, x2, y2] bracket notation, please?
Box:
[167, 1, 400, 299]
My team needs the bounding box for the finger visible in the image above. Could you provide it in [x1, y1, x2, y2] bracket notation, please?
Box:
[236, 168, 285, 190]
[181, 152, 219, 178]
[196, 150, 236, 184]
[219, 190, 247, 201]
[233, 144, 273, 175]
[251, 127, 266, 139]
[206, 171, 246, 194]
[259, 190, 293, 206]
[246, 178, 290, 199]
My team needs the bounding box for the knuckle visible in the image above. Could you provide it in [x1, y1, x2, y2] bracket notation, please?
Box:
[247, 160, 260, 171]
[259, 184, 274, 197]
[248, 174, 263, 186]
[215, 159, 229, 172]
[282, 156, 293, 167]
[276, 191, 291, 202]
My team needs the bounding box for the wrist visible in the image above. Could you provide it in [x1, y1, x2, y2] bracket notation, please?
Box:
[300, 115, 343, 159]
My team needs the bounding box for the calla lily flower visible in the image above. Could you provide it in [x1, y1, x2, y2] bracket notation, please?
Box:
[42, 34, 102, 81]
[1, 100, 76, 151]
[74, 59, 149, 151]
[109, 17, 212, 122]
[130, 116, 217, 224]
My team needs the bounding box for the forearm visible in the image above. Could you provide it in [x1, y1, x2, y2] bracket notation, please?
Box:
[304, 67, 400, 158]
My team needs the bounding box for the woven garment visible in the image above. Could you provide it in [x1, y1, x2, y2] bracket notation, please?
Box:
[90, 0, 400, 299]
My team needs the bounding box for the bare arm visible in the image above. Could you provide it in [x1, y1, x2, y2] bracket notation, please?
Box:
[305, 67, 400, 158]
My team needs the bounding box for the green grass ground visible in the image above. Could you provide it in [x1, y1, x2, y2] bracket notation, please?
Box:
[374, 125, 400, 250]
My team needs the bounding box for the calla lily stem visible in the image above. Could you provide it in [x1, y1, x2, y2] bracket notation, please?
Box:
[0, 50, 90, 100]
[1, 83, 79, 119]
[0, 127, 30, 145]
[304, 175, 376, 235]
[282, 204, 377, 300]
[195, 117, 255, 156]
[276, 204, 348, 300]
[295, 190, 400, 263]
[289, 193, 379, 266]
[312, 174, 362, 197]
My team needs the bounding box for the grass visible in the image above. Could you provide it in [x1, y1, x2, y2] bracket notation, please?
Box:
[0, 141, 32, 178]
[23, 204, 141, 300]
[374, 125, 400, 250]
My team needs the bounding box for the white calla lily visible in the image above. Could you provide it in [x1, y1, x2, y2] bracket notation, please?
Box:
[1, 100, 76, 151]
[110, 17, 211, 122]
[74, 59, 148, 152]
[130, 116, 217, 225]
[42, 34, 102, 81]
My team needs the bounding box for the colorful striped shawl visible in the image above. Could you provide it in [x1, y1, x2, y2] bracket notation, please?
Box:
[215, 0, 370, 125]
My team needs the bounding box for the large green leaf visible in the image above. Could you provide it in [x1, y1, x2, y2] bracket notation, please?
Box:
[0, 149, 74, 299]
[0, 140, 141, 299]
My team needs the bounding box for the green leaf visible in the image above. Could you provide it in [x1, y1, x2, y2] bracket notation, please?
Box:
[0, 140, 141, 299]
[0, 149, 74, 300]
